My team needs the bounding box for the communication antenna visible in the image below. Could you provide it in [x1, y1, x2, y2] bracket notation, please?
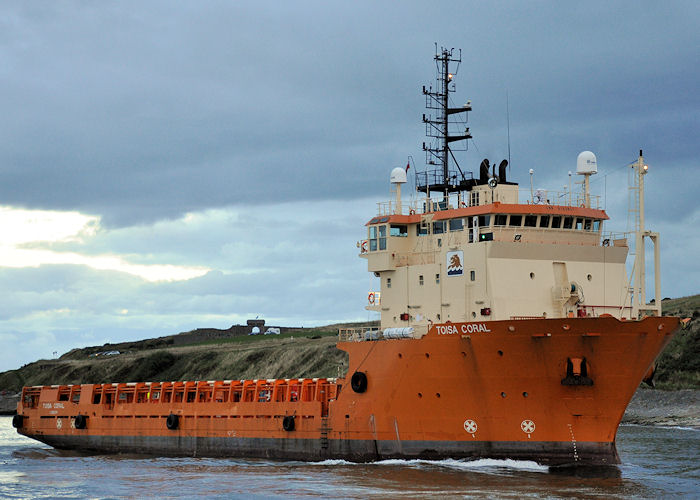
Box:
[506, 91, 511, 171]
[418, 46, 472, 203]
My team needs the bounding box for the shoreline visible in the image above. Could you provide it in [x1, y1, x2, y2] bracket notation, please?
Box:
[621, 388, 699, 429]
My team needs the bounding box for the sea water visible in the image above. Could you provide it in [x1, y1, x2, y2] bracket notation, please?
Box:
[1, 417, 697, 499]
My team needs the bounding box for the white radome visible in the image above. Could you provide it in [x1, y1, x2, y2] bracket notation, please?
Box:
[390, 167, 407, 184]
[577, 151, 597, 175]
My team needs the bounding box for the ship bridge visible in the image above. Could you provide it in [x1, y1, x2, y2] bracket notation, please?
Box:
[360, 174, 628, 329]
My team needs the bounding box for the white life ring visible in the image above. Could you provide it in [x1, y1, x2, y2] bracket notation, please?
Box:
[368, 292, 375, 305]
[360, 240, 368, 253]
[409, 209, 416, 215]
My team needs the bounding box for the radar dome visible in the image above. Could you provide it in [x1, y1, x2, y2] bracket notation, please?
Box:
[390, 167, 407, 184]
[576, 151, 597, 175]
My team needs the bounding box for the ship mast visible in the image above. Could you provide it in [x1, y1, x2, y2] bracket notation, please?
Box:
[630, 150, 662, 318]
[419, 46, 473, 204]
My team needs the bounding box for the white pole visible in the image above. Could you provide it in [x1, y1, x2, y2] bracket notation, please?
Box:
[396, 183, 402, 214]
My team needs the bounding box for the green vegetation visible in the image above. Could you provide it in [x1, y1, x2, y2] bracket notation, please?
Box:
[655, 295, 700, 389]
[188, 329, 338, 347]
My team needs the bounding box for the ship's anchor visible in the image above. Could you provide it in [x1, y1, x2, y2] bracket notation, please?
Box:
[561, 357, 594, 386]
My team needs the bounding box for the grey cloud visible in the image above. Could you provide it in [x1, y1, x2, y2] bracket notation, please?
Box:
[1, 2, 696, 227]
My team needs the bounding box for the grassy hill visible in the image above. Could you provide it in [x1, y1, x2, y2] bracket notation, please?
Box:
[0, 296, 698, 396]
[654, 295, 700, 389]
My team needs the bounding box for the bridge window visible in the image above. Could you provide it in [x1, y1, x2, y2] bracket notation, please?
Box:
[539, 215, 550, 228]
[379, 225, 387, 250]
[584, 219, 592, 231]
[433, 221, 446, 234]
[575, 218, 584, 230]
[494, 214, 507, 226]
[562, 217, 574, 229]
[524, 215, 537, 227]
[417, 223, 428, 236]
[551, 216, 562, 229]
[369, 226, 377, 251]
[478, 215, 490, 227]
[593, 220, 601, 231]
[449, 218, 463, 231]
[509, 215, 522, 227]
[390, 224, 408, 237]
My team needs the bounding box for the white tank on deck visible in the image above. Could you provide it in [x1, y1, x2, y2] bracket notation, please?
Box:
[382, 327, 415, 339]
[364, 330, 379, 341]
[576, 151, 597, 175]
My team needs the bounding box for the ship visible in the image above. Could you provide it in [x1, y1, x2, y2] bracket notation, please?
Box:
[13, 47, 680, 467]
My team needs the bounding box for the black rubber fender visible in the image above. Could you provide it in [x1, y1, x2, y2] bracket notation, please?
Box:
[166, 413, 179, 430]
[351, 371, 368, 393]
[74, 414, 87, 429]
[12, 414, 24, 429]
[282, 415, 295, 432]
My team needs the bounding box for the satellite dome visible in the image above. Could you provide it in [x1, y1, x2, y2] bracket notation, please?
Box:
[577, 151, 597, 175]
[390, 167, 407, 184]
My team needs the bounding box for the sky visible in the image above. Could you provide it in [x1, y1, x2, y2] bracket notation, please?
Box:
[0, 1, 698, 372]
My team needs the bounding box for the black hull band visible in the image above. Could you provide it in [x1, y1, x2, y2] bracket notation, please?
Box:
[24, 432, 619, 467]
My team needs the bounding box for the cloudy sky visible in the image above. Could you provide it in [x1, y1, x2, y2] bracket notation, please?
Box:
[0, 1, 698, 371]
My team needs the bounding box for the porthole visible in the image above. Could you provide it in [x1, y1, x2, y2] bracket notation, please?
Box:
[398, 353, 403, 359]
[522, 392, 529, 398]
[471, 312, 476, 318]
[529, 272, 535, 279]
[436, 393, 441, 398]
[461, 351, 467, 357]
[587, 274, 592, 281]
[418, 392, 423, 398]
[498, 350, 503, 356]
[501, 392, 507, 398]
[425, 353, 430, 358]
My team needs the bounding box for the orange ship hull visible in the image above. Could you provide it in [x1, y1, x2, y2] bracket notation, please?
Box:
[14, 316, 678, 466]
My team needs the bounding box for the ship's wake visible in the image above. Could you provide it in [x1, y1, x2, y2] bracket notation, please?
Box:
[310, 457, 549, 473]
